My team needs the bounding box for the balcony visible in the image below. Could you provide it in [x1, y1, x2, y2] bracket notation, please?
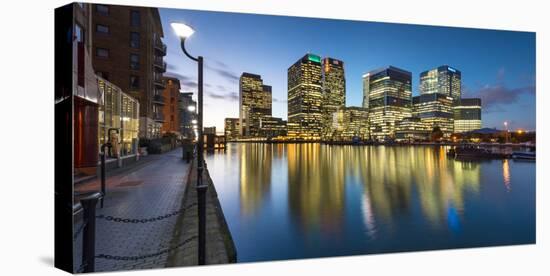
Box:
[152, 94, 165, 105]
[153, 111, 165, 122]
[154, 38, 167, 56]
[153, 58, 167, 73]
[154, 78, 166, 89]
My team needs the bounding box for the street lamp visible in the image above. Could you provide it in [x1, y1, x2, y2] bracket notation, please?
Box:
[504, 121, 510, 144]
[171, 21, 208, 265]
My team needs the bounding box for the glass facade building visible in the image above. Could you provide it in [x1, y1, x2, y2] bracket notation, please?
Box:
[331, 107, 369, 141]
[288, 54, 324, 140]
[98, 77, 140, 157]
[239, 73, 272, 137]
[412, 93, 454, 136]
[454, 98, 482, 133]
[420, 65, 462, 102]
[224, 118, 240, 141]
[366, 66, 413, 141]
[395, 117, 431, 141]
[321, 57, 346, 140]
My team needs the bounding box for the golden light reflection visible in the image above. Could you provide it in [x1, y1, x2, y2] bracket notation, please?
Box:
[233, 144, 481, 233]
[503, 159, 511, 192]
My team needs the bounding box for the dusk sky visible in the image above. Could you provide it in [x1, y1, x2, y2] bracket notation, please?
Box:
[159, 8, 536, 133]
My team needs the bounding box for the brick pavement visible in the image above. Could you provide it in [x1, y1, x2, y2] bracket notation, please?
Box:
[73, 149, 191, 272]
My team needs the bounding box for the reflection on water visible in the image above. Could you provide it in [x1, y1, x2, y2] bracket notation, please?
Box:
[206, 143, 535, 262]
[503, 159, 512, 192]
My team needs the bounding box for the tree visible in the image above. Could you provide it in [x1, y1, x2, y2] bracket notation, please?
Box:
[431, 126, 444, 142]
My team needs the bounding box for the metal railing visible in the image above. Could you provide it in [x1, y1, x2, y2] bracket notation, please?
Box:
[73, 192, 199, 272]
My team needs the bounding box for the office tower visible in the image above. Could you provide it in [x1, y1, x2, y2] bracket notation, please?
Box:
[395, 117, 431, 141]
[366, 66, 413, 141]
[224, 118, 240, 141]
[412, 93, 454, 136]
[454, 98, 482, 132]
[420, 65, 462, 102]
[259, 117, 288, 138]
[362, 73, 370, 109]
[91, 4, 166, 138]
[204, 127, 217, 135]
[340, 106, 369, 141]
[239, 73, 272, 137]
[321, 57, 346, 139]
[288, 54, 323, 140]
[179, 92, 197, 140]
[161, 77, 180, 135]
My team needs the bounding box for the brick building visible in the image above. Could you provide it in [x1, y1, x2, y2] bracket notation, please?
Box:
[91, 4, 166, 138]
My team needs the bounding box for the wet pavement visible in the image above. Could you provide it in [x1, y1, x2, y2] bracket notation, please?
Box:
[73, 149, 190, 272]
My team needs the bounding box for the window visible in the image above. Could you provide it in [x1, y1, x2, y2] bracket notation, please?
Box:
[130, 32, 140, 48]
[130, 76, 140, 89]
[130, 54, 140, 70]
[96, 24, 109, 34]
[96, 4, 109, 15]
[130, 10, 140, 27]
[96, 47, 109, 58]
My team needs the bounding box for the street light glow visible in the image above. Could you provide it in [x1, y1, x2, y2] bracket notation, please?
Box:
[188, 105, 196, 112]
[191, 119, 198, 124]
[171, 22, 195, 38]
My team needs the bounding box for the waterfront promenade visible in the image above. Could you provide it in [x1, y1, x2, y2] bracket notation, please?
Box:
[73, 148, 235, 272]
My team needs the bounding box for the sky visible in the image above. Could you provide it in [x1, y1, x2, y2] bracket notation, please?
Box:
[159, 8, 536, 133]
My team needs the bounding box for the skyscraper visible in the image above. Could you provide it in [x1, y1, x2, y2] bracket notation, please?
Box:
[365, 66, 413, 141]
[321, 57, 346, 140]
[454, 98, 482, 132]
[420, 65, 462, 102]
[239, 73, 272, 137]
[412, 93, 454, 136]
[362, 73, 370, 109]
[288, 54, 323, 140]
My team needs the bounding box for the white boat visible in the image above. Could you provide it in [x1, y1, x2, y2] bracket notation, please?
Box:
[512, 151, 536, 160]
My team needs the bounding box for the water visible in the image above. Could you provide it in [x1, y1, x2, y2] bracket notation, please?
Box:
[206, 143, 535, 262]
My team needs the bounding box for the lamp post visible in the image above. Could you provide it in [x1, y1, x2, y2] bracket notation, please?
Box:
[504, 121, 509, 144]
[171, 22, 207, 265]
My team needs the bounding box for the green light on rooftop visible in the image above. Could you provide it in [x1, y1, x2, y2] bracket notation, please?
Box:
[308, 54, 321, 63]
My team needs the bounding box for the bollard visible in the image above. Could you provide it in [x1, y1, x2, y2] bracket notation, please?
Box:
[100, 142, 111, 208]
[197, 178, 208, 265]
[80, 192, 102, 273]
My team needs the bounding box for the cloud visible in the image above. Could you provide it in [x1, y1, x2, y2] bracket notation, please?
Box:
[273, 97, 287, 103]
[164, 71, 216, 90]
[204, 62, 240, 83]
[164, 71, 198, 88]
[206, 91, 239, 101]
[472, 84, 535, 111]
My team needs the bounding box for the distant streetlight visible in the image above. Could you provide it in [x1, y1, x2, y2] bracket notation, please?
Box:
[188, 105, 196, 112]
[504, 121, 510, 143]
[191, 119, 198, 125]
[172, 21, 208, 265]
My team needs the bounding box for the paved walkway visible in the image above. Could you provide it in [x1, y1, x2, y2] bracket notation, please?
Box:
[73, 149, 191, 272]
[166, 161, 237, 267]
